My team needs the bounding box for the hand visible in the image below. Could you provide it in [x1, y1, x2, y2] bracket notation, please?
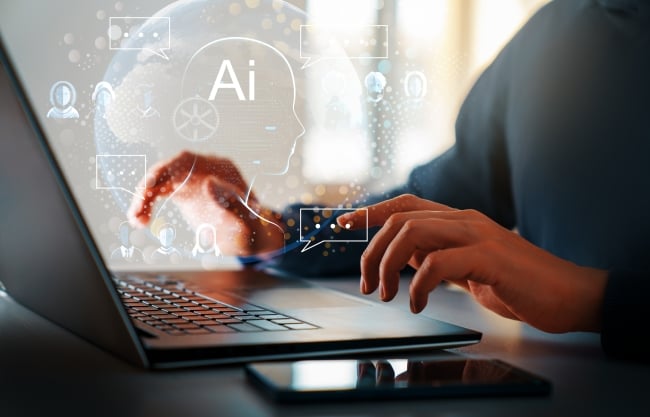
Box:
[337, 194, 608, 333]
[128, 151, 285, 256]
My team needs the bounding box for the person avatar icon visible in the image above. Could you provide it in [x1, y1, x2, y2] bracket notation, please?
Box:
[131, 84, 160, 119]
[46, 80, 79, 119]
[191, 223, 221, 259]
[364, 71, 387, 103]
[404, 71, 427, 100]
[110, 221, 144, 262]
[92, 81, 115, 119]
[150, 223, 182, 263]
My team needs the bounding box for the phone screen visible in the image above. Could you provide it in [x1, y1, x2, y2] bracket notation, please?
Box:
[245, 358, 552, 402]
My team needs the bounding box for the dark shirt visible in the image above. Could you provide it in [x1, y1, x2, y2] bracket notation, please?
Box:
[270, 0, 650, 362]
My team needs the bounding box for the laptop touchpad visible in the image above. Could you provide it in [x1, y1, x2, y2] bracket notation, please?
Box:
[235, 288, 369, 309]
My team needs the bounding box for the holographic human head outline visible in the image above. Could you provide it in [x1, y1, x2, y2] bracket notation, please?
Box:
[181, 37, 305, 179]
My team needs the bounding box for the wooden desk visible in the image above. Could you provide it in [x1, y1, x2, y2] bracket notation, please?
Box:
[0, 277, 647, 417]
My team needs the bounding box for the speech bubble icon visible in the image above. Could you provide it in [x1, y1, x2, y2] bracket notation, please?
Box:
[300, 207, 368, 252]
[299, 24, 388, 69]
[108, 16, 171, 60]
[96, 154, 147, 200]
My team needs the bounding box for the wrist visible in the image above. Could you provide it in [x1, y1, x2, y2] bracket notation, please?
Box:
[568, 266, 608, 332]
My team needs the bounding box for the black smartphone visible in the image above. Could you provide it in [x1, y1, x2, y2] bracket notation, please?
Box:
[245, 357, 552, 403]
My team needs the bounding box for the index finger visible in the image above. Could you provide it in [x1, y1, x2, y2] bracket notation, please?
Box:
[127, 153, 198, 227]
[337, 194, 453, 230]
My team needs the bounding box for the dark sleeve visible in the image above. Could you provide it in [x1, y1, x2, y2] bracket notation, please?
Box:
[601, 270, 650, 362]
[264, 27, 520, 277]
[403, 42, 516, 228]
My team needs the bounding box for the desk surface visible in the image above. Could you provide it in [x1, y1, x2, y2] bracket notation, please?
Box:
[1, 276, 647, 417]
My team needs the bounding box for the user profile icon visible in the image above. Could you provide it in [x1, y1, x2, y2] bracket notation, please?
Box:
[364, 71, 387, 103]
[92, 81, 115, 119]
[46, 80, 79, 119]
[191, 223, 221, 258]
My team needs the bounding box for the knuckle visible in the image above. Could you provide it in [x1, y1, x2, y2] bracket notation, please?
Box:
[399, 219, 420, 240]
[462, 208, 483, 219]
[420, 251, 441, 272]
[400, 193, 419, 205]
[402, 219, 418, 232]
[384, 213, 403, 229]
[360, 250, 373, 269]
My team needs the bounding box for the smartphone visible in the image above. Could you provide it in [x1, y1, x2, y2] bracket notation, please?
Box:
[245, 357, 552, 403]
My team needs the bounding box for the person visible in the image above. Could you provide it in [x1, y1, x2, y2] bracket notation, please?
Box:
[91, 81, 115, 120]
[129, 0, 650, 362]
[110, 221, 144, 263]
[46, 80, 79, 119]
[150, 223, 183, 263]
[191, 223, 221, 259]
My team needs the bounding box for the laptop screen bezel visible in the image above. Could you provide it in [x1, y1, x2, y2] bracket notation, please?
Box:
[0, 34, 150, 369]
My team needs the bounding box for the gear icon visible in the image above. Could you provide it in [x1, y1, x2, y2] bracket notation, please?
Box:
[173, 96, 220, 142]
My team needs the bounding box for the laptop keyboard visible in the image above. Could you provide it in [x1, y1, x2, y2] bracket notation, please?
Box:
[114, 276, 318, 335]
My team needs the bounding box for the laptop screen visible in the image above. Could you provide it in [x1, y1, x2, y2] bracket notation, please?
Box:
[0, 0, 543, 272]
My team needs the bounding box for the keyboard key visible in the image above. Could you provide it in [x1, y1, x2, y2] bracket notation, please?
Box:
[188, 306, 210, 312]
[132, 306, 158, 312]
[238, 303, 267, 312]
[204, 314, 230, 320]
[173, 302, 196, 308]
[271, 319, 302, 325]
[284, 323, 318, 330]
[192, 320, 219, 326]
[227, 323, 263, 332]
[174, 323, 201, 330]
[166, 330, 186, 336]
[246, 320, 289, 331]
[229, 315, 258, 321]
[161, 307, 185, 313]
[250, 311, 276, 316]
[184, 329, 212, 335]
[184, 296, 207, 302]
[204, 325, 236, 333]
[216, 318, 244, 324]
[150, 314, 177, 320]
[175, 311, 201, 317]
[257, 314, 289, 320]
[123, 301, 142, 307]
[162, 319, 189, 324]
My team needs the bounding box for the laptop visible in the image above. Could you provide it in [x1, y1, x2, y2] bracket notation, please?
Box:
[0, 1, 481, 369]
